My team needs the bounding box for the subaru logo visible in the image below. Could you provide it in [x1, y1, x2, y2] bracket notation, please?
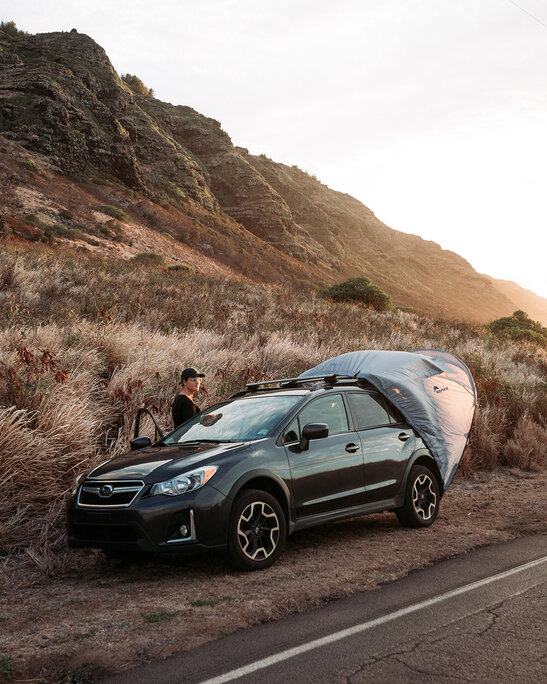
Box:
[99, 484, 114, 497]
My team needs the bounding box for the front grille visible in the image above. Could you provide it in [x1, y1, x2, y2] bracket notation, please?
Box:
[77, 479, 144, 508]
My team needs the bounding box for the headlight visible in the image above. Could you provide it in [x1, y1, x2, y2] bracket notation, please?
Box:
[150, 466, 218, 497]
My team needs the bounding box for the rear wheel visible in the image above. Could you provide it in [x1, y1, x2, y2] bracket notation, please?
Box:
[228, 489, 286, 571]
[396, 465, 440, 528]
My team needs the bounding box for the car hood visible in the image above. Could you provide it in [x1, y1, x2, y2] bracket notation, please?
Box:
[86, 441, 249, 482]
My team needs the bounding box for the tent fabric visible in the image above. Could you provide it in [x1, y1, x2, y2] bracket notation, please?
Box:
[300, 349, 477, 488]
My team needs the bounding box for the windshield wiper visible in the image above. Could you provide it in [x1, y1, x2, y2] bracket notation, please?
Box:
[178, 439, 234, 446]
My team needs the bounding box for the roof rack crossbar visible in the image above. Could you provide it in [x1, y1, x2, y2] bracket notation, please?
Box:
[244, 374, 355, 389]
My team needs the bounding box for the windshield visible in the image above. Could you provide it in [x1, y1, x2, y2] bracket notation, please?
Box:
[163, 394, 302, 444]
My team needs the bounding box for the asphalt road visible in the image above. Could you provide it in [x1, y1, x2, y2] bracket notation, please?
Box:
[104, 534, 547, 683]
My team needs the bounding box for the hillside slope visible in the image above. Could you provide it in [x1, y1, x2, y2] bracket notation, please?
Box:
[0, 28, 543, 323]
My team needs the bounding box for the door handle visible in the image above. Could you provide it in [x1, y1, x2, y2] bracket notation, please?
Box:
[398, 432, 410, 441]
[345, 443, 360, 453]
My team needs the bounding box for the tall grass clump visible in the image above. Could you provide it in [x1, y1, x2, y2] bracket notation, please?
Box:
[0, 242, 545, 570]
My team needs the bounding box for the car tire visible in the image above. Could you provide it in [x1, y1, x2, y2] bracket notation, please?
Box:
[228, 489, 286, 571]
[396, 465, 440, 528]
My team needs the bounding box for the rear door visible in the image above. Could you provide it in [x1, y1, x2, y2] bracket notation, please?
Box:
[283, 393, 365, 518]
[346, 391, 415, 502]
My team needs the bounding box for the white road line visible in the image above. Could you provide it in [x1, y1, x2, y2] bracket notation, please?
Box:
[200, 556, 547, 684]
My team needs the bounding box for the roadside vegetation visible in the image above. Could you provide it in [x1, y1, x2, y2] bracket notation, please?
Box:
[0, 241, 545, 571]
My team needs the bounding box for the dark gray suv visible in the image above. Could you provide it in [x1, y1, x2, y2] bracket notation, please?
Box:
[67, 375, 442, 570]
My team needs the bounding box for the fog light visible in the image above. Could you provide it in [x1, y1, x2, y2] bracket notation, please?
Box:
[179, 524, 189, 537]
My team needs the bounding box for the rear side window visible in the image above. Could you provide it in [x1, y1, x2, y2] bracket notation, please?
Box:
[347, 392, 391, 429]
[384, 399, 405, 424]
[298, 394, 349, 435]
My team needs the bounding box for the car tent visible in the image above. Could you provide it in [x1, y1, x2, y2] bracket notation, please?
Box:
[300, 349, 477, 488]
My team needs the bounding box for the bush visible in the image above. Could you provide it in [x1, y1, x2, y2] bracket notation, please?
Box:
[322, 276, 391, 311]
[0, 20, 28, 38]
[98, 219, 124, 241]
[58, 209, 74, 221]
[24, 214, 42, 227]
[130, 252, 165, 267]
[95, 204, 129, 222]
[44, 223, 70, 239]
[167, 263, 193, 272]
[121, 73, 154, 97]
[22, 158, 43, 173]
[486, 310, 547, 348]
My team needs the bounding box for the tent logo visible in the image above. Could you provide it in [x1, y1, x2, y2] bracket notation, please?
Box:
[433, 385, 449, 394]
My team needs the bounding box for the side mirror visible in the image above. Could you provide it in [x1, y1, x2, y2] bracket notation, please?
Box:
[299, 422, 329, 451]
[130, 436, 152, 451]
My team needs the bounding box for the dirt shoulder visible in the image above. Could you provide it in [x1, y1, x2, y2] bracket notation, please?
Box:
[1, 469, 545, 683]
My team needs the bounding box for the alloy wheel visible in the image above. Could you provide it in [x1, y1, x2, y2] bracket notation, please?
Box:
[237, 500, 280, 561]
[412, 473, 437, 520]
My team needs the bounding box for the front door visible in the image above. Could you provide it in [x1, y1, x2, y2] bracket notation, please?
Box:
[284, 394, 365, 518]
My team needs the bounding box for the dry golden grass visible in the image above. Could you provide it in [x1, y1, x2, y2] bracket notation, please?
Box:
[502, 412, 546, 470]
[0, 241, 545, 569]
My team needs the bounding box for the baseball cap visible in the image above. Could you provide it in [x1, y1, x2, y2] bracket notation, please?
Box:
[180, 367, 205, 383]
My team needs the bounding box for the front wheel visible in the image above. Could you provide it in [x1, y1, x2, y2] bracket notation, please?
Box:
[396, 465, 440, 528]
[228, 489, 286, 571]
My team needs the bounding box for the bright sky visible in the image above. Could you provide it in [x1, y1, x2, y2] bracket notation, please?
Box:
[5, 0, 547, 297]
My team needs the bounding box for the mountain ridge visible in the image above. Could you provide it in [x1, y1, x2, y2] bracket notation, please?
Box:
[0, 27, 545, 324]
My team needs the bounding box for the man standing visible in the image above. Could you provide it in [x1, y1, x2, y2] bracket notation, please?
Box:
[172, 367, 205, 428]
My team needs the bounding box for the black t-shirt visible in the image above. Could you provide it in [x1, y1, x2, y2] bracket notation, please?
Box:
[172, 394, 200, 429]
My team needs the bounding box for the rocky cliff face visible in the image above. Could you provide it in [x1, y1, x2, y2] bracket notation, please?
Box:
[0, 31, 143, 186]
[1, 28, 543, 323]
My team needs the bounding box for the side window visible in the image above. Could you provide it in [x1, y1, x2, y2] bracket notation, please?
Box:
[384, 399, 405, 424]
[298, 394, 349, 435]
[282, 417, 299, 444]
[347, 392, 391, 429]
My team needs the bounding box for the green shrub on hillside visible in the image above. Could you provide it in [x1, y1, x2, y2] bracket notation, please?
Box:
[0, 20, 28, 39]
[167, 263, 193, 272]
[98, 218, 124, 241]
[121, 73, 155, 97]
[131, 252, 165, 267]
[24, 214, 42, 227]
[58, 209, 74, 221]
[95, 204, 129, 222]
[486, 310, 547, 348]
[322, 276, 392, 311]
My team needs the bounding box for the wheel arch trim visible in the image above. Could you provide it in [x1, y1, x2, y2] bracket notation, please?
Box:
[396, 450, 444, 506]
[227, 470, 292, 532]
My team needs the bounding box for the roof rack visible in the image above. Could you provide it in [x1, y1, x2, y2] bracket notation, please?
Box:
[229, 374, 362, 398]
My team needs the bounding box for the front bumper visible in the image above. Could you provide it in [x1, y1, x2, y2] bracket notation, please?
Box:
[67, 483, 230, 554]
